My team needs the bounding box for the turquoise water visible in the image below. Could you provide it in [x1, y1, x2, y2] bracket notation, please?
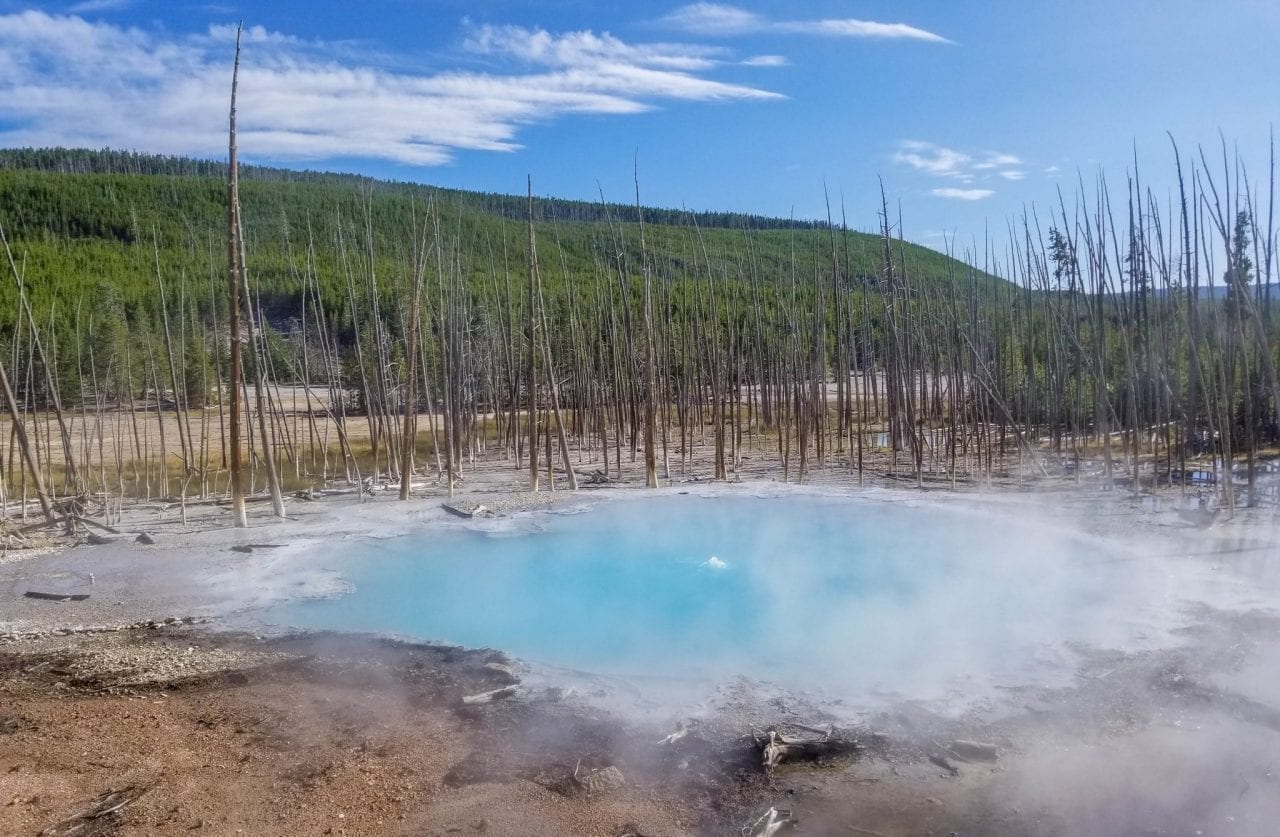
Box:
[267, 494, 1147, 698]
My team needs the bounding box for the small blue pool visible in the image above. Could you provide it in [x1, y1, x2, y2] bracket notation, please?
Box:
[266, 493, 1155, 702]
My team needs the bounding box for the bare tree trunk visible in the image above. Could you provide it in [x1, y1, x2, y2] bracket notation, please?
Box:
[526, 178, 540, 492]
[235, 218, 285, 517]
[0, 360, 54, 522]
[226, 23, 247, 527]
[399, 206, 431, 500]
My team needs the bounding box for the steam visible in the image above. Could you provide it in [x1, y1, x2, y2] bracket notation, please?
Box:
[265, 488, 1273, 717]
[242, 487, 1280, 834]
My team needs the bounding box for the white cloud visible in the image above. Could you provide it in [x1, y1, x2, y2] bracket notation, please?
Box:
[972, 152, 1022, 170]
[931, 187, 994, 200]
[776, 19, 948, 42]
[662, 3, 762, 35]
[662, 3, 949, 43]
[892, 141, 1027, 197]
[204, 22, 304, 48]
[0, 11, 781, 167]
[893, 140, 970, 176]
[741, 54, 788, 67]
[466, 24, 722, 72]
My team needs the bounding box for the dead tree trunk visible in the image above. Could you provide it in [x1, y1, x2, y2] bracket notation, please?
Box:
[0, 360, 54, 522]
[225, 23, 248, 527]
[526, 178, 540, 492]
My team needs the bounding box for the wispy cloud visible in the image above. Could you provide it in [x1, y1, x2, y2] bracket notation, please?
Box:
[972, 152, 1022, 170]
[67, 0, 134, 13]
[931, 187, 994, 201]
[893, 140, 1026, 196]
[466, 24, 723, 72]
[662, 3, 949, 43]
[664, 3, 760, 35]
[0, 11, 780, 167]
[741, 54, 788, 67]
[894, 140, 973, 177]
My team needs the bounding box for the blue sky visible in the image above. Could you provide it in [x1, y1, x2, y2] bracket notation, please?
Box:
[0, 1, 1276, 247]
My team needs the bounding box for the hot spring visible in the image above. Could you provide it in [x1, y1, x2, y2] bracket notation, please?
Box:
[263, 492, 1218, 708]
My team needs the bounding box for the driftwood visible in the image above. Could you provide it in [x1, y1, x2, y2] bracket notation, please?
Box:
[229, 543, 286, 554]
[442, 502, 491, 519]
[40, 785, 146, 837]
[657, 719, 703, 746]
[14, 516, 71, 536]
[754, 724, 863, 773]
[579, 469, 618, 486]
[657, 726, 690, 746]
[1, 530, 34, 549]
[24, 591, 90, 602]
[135, 532, 156, 545]
[461, 686, 518, 705]
[73, 515, 121, 535]
[742, 806, 797, 836]
[14, 513, 119, 538]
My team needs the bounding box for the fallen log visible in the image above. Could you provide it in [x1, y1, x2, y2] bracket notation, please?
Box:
[441, 502, 491, 519]
[579, 469, 618, 486]
[40, 784, 147, 837]
[0, 531, 34, 548]
[15, 513, 118, 538]
[742, 806, 797, 836]
[23, 591, 90, 602]
[657, 726, 690, 746]
[461, 686, 518, 705]
[72, 515, 122, 535]
[754, 724, 863, 773]
[15, 517, 68, 536]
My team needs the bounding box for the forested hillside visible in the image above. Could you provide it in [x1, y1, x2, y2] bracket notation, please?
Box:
[1, 146, 1275, 513]
[0, 147, 982, 338]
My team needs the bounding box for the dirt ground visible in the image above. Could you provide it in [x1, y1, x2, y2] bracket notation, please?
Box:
[0, 629, 703, 837]
[4, 600, 1280, 836]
